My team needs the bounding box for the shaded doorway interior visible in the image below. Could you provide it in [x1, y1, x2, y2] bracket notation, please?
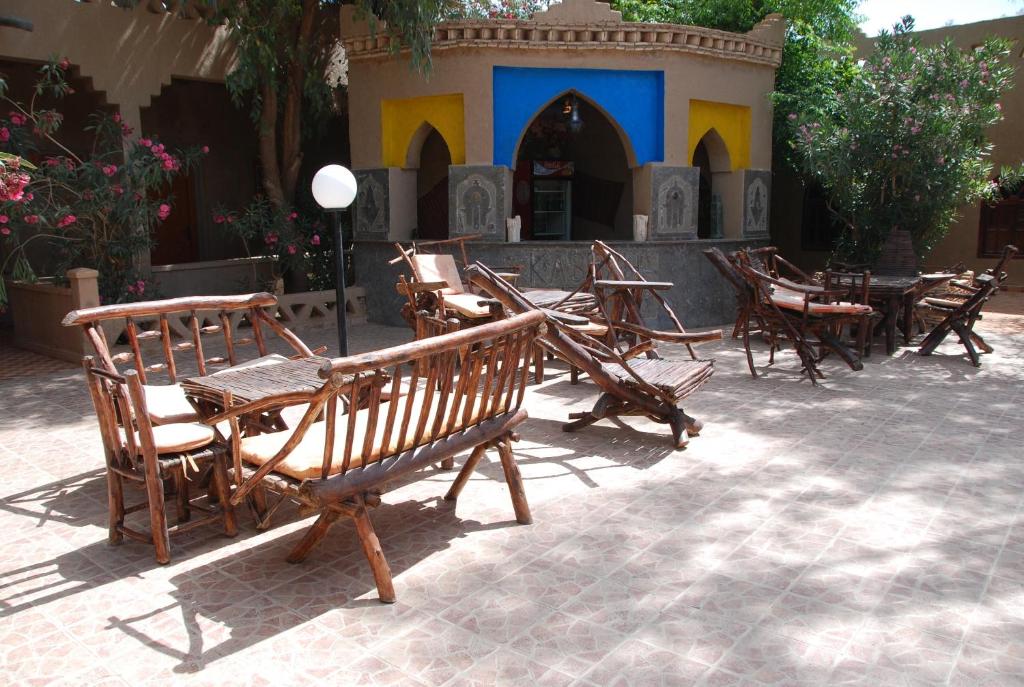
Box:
[693, 128, 730, 239]
[411, 125, 451, 241]
[513, 93, 632, 241]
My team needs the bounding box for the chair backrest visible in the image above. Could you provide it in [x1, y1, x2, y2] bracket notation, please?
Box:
[410, 254, 466, 295]
[703, 247, 750, 295]
[589, 240, 694, 358]
[63, 293, 314, 383]
[218, 310, 546, 501]
[466, 262, 678, 407]
[988, 244, 1019, 281]
[823, 270, 872, 305]
[81, 356, 155, 469]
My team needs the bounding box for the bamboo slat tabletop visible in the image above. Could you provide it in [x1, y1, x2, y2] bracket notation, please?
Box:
[181, 357, 334, 405]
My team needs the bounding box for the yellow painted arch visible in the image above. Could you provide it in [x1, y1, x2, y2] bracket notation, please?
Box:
[381, 94, 465, 168]
[687, 100, 751, 171]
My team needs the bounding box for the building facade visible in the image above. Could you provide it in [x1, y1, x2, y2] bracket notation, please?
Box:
[0, 0, 265, 295]
[342, 0, 784, 246]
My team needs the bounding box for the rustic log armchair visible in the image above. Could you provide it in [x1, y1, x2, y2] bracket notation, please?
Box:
[919, 244, 1018, 366]
[391, 235, 523, 327]
[588, 240, 704, 361]
[205, 311, 546, 603]
[82, 356, 237, 564]
[733, 251, 873, 383]
[467, 263, 720, 449]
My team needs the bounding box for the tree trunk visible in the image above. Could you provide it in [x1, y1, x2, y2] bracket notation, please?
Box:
[280, 0, 317, 203]
[259, 79, 285, 208]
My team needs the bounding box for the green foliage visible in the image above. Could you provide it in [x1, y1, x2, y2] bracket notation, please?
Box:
[0, 59, 203, 307]
[211, 198, 337, 290]
[788, 18, 1017, 263]
[610, 0, 860, 168]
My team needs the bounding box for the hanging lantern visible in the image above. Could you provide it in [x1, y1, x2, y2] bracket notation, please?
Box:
[567, 94, 583, 133]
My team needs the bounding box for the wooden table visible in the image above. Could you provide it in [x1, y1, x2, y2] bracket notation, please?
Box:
[181, 357, 336, 430]
[867, 274, 957, 355]
[867, 276, 920, 355]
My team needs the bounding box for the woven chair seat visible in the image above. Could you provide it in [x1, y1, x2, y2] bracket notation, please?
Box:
[601, 358, 714, 400]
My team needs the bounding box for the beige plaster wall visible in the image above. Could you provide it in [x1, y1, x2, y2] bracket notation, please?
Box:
[346, 47, 777, 173]
[0, 0, 235, 132]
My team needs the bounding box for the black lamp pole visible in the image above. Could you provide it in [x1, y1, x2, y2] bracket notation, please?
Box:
[333, 209, 348, 357]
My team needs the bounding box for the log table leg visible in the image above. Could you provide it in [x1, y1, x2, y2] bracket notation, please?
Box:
[902, 291, 916, 345]
[885, 295, 899, 356]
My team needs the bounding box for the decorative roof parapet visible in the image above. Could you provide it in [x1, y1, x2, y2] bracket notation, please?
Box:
[341, 2, 784, 68]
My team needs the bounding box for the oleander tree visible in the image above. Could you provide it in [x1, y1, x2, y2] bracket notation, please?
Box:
[787, 17, 1019, 263]
[0, 59, 203, 307]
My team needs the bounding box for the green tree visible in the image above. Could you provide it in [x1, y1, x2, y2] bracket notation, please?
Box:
[788, 18, 1017, 263]
[198, 0, 456, 211]
[610, 0, 860, 167]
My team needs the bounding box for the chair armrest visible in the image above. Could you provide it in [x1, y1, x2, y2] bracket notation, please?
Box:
[610, 320, 723, 344]
[593, 279, 673, 291]
[394, 280, 449, 295]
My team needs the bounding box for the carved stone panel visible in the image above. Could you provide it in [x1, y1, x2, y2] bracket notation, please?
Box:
[449, 165, 508, 239]
[353, 169, 389, 239]
[743, 170, 771, 237]
[649, 166, 698, 240]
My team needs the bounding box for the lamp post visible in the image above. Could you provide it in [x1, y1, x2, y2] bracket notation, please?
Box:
[312, 164, 357, 356]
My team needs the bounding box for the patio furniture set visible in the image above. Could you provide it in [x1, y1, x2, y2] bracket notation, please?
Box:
[703, 242, 1019, 384]
[59, 239, 1017, 601]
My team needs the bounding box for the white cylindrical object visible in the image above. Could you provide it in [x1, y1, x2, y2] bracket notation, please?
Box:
[633, 214, 649, 242]
[506, 215, 522, 242]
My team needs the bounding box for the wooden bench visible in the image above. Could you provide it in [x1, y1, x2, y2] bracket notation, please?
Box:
[208, 310, 547, 603]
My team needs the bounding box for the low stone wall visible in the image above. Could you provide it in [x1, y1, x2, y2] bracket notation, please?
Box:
[149, 257, 277, 298]
[354, 238, 768, 329]
[6, 268, 100, 362]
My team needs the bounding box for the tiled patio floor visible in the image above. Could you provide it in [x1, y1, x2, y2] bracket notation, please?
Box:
[1, 314, 1022, 686]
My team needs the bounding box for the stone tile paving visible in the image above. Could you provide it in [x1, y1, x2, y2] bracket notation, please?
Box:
[1, 316, 1022, 686]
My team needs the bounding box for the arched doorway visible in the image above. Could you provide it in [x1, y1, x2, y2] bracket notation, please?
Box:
[512, 92, 633, 241]
[693, 129, 731, 239]
[407, 123, 451, 240]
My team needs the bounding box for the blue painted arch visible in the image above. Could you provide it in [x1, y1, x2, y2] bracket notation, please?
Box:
[492, 66, 664, 168]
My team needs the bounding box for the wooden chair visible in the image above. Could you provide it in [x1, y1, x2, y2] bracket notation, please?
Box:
[587, 240, 704, 361]
[391, 235, 523, 328]
[734, 252, 873, 383]
[82, 356, 237, 564]
[62, 293, 321, 428]
[467, 263, 721, 449]
[823, 269, 877, 359]
[919, 244, 1018, 366]
[206, 311, 546, 603]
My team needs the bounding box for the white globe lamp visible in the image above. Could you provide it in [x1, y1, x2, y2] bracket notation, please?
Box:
[312, 164, 358, 356]
[312, 164, 357, 210]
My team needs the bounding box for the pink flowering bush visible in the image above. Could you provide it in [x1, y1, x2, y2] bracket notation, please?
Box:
[0, 58, 205, 307]
[212, 196, 336, 291]
[788, 17, 1019, 263]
